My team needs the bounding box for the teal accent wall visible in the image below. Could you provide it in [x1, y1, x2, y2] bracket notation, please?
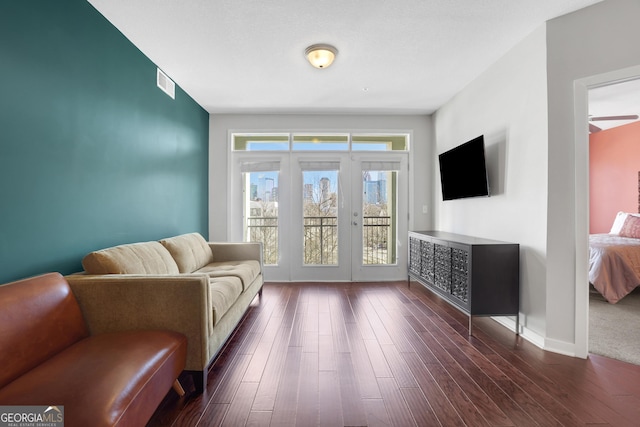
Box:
[0, 0, 209, 283]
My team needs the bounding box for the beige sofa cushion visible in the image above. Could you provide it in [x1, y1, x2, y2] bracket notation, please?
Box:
[196, 260, 261, 291]
[209, 277, 243, 327]
[82, 241, 180, 275]
[160, 233, 214, 273]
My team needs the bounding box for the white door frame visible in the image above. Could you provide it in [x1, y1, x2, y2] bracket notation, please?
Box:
[573, 64, 640, 358]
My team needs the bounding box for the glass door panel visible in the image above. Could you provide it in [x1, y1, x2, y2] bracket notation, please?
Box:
[362, 170, 397, 265]
[302, 170, 338, 265]
[243, 171, 279, 265]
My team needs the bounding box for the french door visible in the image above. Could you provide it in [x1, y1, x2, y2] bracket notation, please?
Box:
[231, 136, 408, 282]
[351, 155, 408, 281]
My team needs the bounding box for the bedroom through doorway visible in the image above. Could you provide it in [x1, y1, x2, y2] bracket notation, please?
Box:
[587, 77, 640, 365]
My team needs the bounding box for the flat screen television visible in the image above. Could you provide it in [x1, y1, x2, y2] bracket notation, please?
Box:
[438, 135, 490, 201]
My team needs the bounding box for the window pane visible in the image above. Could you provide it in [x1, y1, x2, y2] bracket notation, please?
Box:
[362, 170, 397, 265]
[302, 170, 338, 265]
[352, 135, 408, 151]
[243, 171, 279, 265]
[293, 134, 349, 151]
[233, 134, 289, 151]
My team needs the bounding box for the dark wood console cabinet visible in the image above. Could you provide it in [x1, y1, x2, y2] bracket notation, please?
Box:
[408, 231, 520, 335]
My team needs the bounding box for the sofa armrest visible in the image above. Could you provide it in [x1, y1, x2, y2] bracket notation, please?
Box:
[208, 242, 263, 267]
[65, 274, 211, 371]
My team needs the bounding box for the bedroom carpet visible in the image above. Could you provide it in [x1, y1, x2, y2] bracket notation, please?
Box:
[589, 286, 640, 365]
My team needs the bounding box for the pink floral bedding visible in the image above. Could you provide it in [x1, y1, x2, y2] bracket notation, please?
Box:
[589, 233, 640, 303]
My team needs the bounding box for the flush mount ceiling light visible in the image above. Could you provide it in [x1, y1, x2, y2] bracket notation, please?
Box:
[305, 44, 338, 69]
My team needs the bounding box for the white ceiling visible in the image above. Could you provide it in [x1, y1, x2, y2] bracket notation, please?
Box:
[589, 78, 640, 132]
[87, 0, 604, 115]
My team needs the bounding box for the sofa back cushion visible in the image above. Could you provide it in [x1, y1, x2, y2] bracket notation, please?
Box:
[0, 272, 89, 389]
[82, 241, 180, 275]
[160, 233, 214, 273]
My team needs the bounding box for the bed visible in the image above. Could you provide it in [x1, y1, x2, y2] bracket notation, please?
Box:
[589, 212, 640, 303]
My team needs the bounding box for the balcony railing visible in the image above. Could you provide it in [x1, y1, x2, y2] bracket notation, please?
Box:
[304, 216, 338, 265]
[247, 216, 393, 265]
[246, 216, 278, 265]
[362, 216, 391, 264]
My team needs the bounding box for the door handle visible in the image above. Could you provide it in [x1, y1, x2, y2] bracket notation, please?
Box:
[353, 221, 358, 226]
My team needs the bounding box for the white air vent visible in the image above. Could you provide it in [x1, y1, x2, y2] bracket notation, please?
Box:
[156, 68, 175, 99]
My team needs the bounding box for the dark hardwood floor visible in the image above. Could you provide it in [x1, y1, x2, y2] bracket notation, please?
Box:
[149, 281, 640, 426]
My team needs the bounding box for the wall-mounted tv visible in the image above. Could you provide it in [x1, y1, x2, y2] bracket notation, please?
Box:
[438, 135, 490, 201]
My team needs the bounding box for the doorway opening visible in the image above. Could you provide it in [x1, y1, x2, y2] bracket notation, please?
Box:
[586, 78, 640, 365]
[574, 65, 640, 361]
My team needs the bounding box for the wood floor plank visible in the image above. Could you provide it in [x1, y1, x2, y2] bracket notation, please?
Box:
[150, 281, 640, 427]
[344, 321, 382, 399]
[210, 354, 253, 404]
[296, 351, 319, 426]
[421, 361, 492, 426]
[270, 345, 303, 426]
[317, 287, 333, 337]
[363, 338, 393, 378]
[288, 300, 307, 348]
[401, 386, 442, 427]
[195, 403, 228, 427]
[318, 334, 337, 372]
[218, 382, 258, 427]
[251, 287, 300, 411]
[336, 352, 368, 426]
[346, 287, 378, 340]
[242, 313, 285, 382]
[328, 292, 351, 353]
[362, 398, 392, 427]
[379, 343, 419, 388]
[244, 411, 271, 427]
[401, 352, 467, 427]
[318, 370, 344, 426]
[358, 291, 394, 346]
[376, 377, 417, 427]
[366, 290, 416, 353]
[236, 289, 280, 356]
[303, 287, 319, 333]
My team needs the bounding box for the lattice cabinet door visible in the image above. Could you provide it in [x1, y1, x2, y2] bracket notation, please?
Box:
[451, 245, 469, 307]
[420, 240, 434, 283]
[408, 236, 422, 276]
[433, 244, 451, 293]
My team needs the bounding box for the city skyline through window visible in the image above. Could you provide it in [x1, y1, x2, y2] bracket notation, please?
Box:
[236, 133, 407, 276]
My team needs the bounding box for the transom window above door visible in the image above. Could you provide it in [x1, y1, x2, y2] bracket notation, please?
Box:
[232, 133, 409, 152]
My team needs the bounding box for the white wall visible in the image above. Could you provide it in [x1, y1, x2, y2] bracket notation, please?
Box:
[433, 26, 549, 339]
[209, 114, 433, 241]
[546, 0, 640, 355]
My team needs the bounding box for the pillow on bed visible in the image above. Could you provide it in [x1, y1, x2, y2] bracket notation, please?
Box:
[610, 212, 640, 234]
[619, 215, 640, 238]
[610, 212, 628, 234]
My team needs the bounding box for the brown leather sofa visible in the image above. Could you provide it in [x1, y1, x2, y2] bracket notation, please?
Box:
[0, 272, 187, 427]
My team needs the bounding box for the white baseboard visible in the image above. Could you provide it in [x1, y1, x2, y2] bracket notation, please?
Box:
[491, 316, 577, 357]
[491, 316, 545, 350]
[543, 337, 577, 357]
